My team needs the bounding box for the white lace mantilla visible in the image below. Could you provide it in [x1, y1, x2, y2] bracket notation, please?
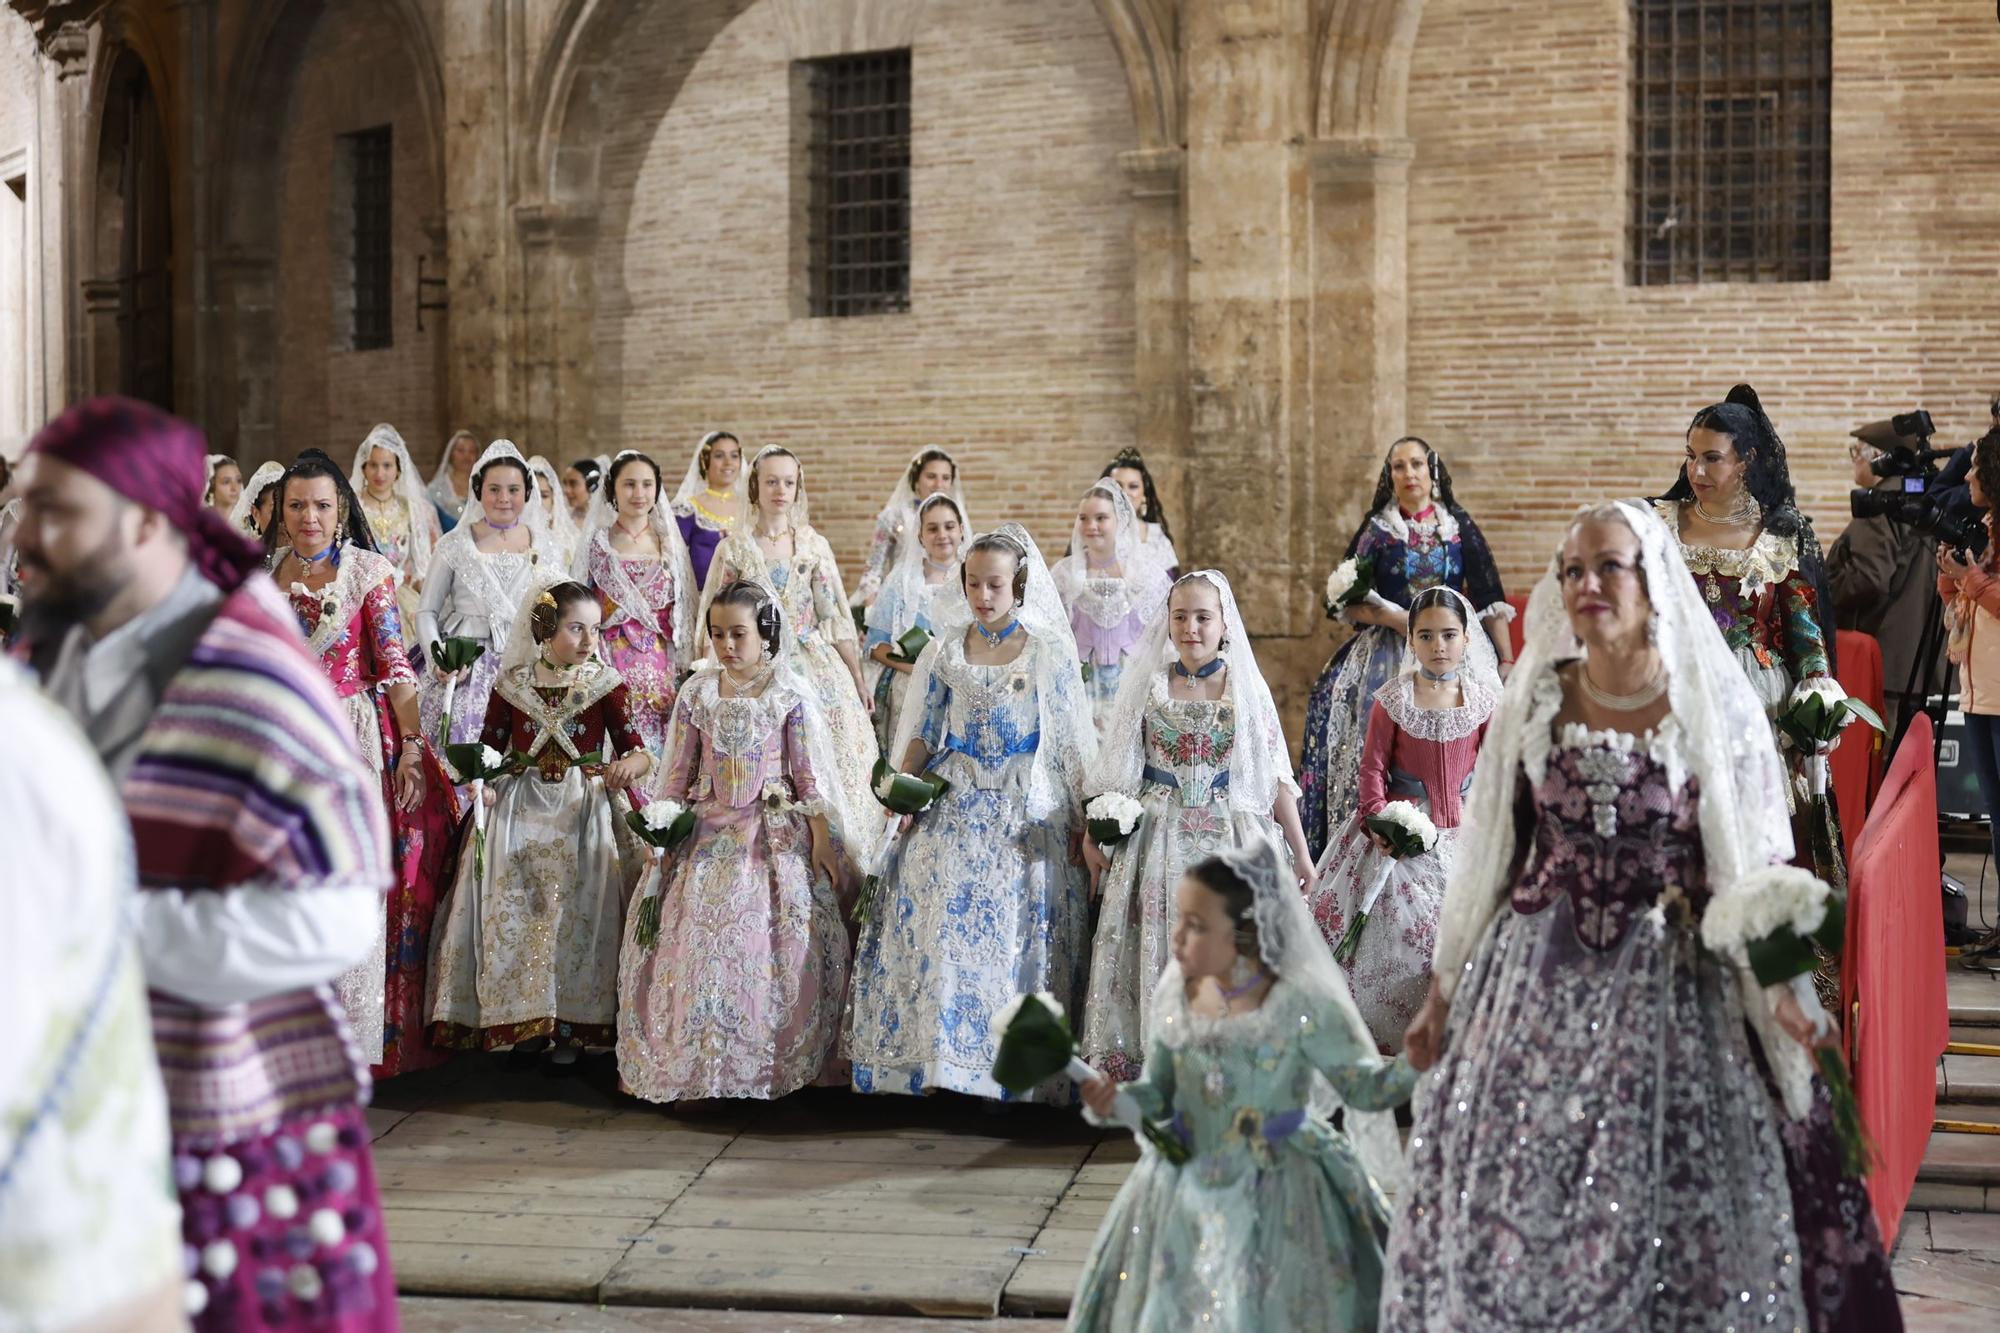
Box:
[1373, 672, 1499, 745]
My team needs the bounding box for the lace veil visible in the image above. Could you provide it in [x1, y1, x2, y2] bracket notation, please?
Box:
[453, 439, 551, 544]
[349, 424, 442, 582]
[672, 430, 748, 510]
[571, 449, 699, 655]
[886, 523, 1096, 822]
[1050, 479, 1171, 626]
[1089, 570, 1298, 817]
[1147, 831, 1410, 1194]
[870, 490, 973, 643]
[1377, 585, 1503, 741]
[228, 460, 286, 533]
[1431, 498, 1815, 1114]
[869, 447, 971, 544]
[528, 454, 581, 564]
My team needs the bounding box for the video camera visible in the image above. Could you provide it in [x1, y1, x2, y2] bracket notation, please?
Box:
[1849, 408, 1986, 556]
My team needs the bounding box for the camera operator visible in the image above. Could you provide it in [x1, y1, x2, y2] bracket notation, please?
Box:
[1827, 433, 1949, 732]
[1935, 427, 2000, 874]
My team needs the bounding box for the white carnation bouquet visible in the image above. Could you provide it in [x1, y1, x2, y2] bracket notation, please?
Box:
[1085, 792, 1145, 847]
[1333, 800, 1440, 966]
[1701, 865, 1870, 1178]
[988, 992, 1188, 1164]
[1322, 553, 1376, 617]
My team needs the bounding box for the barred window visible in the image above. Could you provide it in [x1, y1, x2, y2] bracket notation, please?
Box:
[804, 50, 911, 318]
[1629, 1, 1830, 285]
[342, 126, 393, 348]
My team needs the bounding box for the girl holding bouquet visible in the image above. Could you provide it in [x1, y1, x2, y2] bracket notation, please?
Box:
[573, 449, 699, 754]
[1309, 586, 1498, 1049]
[617, 580, 867, 1101]
[1068, 837, 1416, 1332]
[863, 492, 968, 747]
[1298, 437, 1512, 861]
[1051, 480, 1172, 733]
[845, 525, 1096, 1102]
[426, 579, 652, 1065]
[1380, 501, 1896, 1332]
[1078, 570, 1313, 1081]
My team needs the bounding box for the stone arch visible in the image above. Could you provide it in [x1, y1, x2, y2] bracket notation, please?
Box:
[209, 0, 445, 461]
[1313, 0, 1426, 142]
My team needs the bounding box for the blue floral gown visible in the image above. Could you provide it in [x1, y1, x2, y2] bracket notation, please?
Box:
[1298, 505, 1505, 860]
[1067, 977, 1417, 1332]
[844, 634, 1089, 1101]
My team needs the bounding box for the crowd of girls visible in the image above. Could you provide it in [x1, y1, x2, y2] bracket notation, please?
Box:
[177, 399, 1894, 1331]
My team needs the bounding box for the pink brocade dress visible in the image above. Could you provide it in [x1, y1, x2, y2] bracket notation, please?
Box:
[286, 549, 454, 1080]
[586, 544, 681, 754]
[615, 672, 850, 1101]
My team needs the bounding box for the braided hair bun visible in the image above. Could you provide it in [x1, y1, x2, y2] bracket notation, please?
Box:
[530, 581, 596, 643]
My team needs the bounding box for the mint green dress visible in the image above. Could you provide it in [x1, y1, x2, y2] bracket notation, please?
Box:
[1067, 977, 1417, 1332]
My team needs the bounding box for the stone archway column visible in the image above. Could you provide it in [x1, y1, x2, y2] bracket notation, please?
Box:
[1119, 145, 1187, 540]
[513, 203, 596, 462]
[47, 20, 89, 405]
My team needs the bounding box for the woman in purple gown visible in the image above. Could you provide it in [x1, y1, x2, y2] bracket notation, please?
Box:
[670, 430, 745, 592]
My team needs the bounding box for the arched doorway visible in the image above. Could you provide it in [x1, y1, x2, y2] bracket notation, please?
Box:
[93, 49, 172, 410]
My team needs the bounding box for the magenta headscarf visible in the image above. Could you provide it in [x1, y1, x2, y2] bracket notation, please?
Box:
[27, 396, 266, 592]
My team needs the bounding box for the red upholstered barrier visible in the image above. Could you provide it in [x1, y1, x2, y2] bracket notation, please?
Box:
[1831, 630, 1888, 860]
[1506, 593, 1529, 661]
[1842, 712, 1947, 1245]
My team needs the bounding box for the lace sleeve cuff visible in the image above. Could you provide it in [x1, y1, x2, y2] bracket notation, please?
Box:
[1476, 601, 1516, 624]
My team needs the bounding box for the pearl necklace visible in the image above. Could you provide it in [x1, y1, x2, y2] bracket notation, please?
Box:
[1578, 661, 1667, 712]
[1693, 493, 1758, 526]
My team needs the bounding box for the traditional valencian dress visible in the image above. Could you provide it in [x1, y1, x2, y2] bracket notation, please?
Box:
[861, 493, 969, 749]
[1068, 978, 1417, 1332]
[671, 438, 745, 593]
[1051, 481, 1171, 734]
[846, 526, 1095, 1101]
[853, 451, 970, 607]
[426, 656, 649, 1051]
[350, 424, 441, 634]
[616, 664, 853, 1101]
[704, 523, 880, 862]
[1310, 659, 1496, 1049]
[1381, 502, 1898, 1333]
[575, 519, 695, 755]
[279, 543, 454, 1077]
[1299, 500, 1506, 861]
[1079, 571, 1301, 1082]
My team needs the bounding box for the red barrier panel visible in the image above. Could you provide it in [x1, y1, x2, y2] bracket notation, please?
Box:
[1506, 593, 1529, 661]
[1831, 630, 1888, 860]
[1842, 713, 1947, 1245]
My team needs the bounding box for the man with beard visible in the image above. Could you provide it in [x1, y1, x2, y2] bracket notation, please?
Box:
[12, 397, 400, 1332]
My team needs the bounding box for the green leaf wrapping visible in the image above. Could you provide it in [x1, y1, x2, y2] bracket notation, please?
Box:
[1362, 812, 1432, 859]
[429, 635, 487, 675]
[1088, 816, 1138, 848]
[870, 756, 950, 815]
[633, 892, 663, 950]
[990, 996, 1077, 1095]
[1742, 892, 1846, 987]
[891, 624, 933, 664]
[626, 804, 696, 850]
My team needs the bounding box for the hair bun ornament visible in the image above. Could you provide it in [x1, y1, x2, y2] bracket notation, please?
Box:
[536, 590, 557, 610]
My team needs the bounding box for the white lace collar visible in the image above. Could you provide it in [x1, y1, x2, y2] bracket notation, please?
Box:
[1373, 670, 1497, 744]
[1373, 502, 1459, 546]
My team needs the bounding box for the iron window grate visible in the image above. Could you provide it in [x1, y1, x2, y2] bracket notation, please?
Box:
[344, 125, 394, 348]
[806, 49, 911, 318]
[1628, 1, 1830, 285]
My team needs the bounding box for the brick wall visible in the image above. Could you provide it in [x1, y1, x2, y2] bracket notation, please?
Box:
[1403, 0, 2000, 596]
[587, 0, 1139, 584]
[274, 0, 445, 472]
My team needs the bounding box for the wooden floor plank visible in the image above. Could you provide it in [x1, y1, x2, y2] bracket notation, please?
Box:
[390, 1240, 624, 1302]
[380, 1189, 662, 1219]
[386, 1208, 655, 1249]
[377, 1162, 702, 1199]
[718, 1133, 1090, 1169]
[657, 1194, 1047, 1239]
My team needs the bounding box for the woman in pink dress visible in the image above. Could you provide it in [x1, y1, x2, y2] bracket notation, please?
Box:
[573, 449, 698, 755]
[268, 450, 455, 1079]
[616, 579, 865, 1102]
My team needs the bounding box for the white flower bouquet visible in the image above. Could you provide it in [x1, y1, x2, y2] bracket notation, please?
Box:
[1322, 554, 1376, 618]
[1702, 865, 1869, 1177]
[1334, 801, 1440, 966]
[441, 743, 515, 885]
[1085, 792, 1145, 848]
[988, 992, 1188, 1165]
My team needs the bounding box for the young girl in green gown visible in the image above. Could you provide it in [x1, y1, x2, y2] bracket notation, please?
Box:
[1069, 835, 1416, 1333]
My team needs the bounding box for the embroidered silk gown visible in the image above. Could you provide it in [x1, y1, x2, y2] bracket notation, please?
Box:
[426, 661, 648, 1051]
[1067, 978, 1418, 1333]
[1079, 682, 1280, 1081]
[673, 493, 735, 592]
[1380, 700, 1897, 1332]
[1310, 675, 1493, 1049]
[845, 634, 1090, 1101]
[616, 671, 850, 1101]
[282, 546, 454, 1077]
[416, 534, 542, 754]
[579, 528, 683, 753]
[1051, 557, 1169, 734]
[356, 492, 431, 630]
[862, 571, 950, 749]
